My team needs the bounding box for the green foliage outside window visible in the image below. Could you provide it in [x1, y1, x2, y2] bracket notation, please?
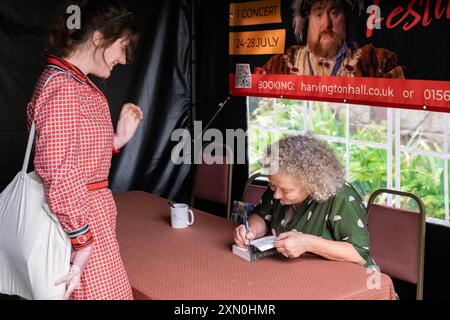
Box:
[248, 99, 447, 220]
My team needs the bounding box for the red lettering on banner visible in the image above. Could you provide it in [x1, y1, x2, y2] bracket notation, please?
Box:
[404, 1, 422, 30]
[422, 0, 431, 26]
[435, 0, 447, 19]
[366, 0, 450, 38]
[386, 7, 406, 29]
[229, 74, 450, 112]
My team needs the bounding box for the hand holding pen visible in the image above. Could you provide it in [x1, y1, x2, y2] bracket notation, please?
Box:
[234, 213, 255, 248]
[242, 213, 251, 246]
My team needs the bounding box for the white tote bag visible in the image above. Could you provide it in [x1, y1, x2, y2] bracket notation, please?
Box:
[0, 75, 71, 300]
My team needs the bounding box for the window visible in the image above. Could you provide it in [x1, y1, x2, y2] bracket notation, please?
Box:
[247, 97, 450, 222]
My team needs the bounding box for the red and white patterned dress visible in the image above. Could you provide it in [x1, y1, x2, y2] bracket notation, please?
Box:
[26, 55, 133, 300]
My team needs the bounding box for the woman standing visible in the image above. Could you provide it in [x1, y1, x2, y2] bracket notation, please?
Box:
[27, 0, 142, 299]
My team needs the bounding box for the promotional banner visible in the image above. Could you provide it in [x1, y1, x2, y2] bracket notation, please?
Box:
[229, 0, 450, 112]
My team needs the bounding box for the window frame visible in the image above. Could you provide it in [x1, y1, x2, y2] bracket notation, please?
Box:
[247, 97, 450, 223]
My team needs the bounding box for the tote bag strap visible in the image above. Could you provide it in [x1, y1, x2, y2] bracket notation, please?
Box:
[21, 71, 68, 174]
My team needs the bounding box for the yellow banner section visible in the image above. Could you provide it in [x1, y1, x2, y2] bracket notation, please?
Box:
[230, 0, 281, 26]
[229, 29, 285, 55]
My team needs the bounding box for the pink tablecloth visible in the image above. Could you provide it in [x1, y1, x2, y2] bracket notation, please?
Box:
[115, 191, 396, 300]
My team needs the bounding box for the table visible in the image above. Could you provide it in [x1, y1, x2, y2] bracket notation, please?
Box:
[115, 191, 396, 300]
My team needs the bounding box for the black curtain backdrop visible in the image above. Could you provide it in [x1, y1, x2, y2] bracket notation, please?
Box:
[197, 0, 248, 211]
[0, 0, 194, 203]
[0, 0, 59, 192]
[106, 0, 193, 202]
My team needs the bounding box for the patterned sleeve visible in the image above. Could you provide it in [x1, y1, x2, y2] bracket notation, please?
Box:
[327, 186, 371, 266]
[253, 188, 275, 229]
[33, 74, 94, 250]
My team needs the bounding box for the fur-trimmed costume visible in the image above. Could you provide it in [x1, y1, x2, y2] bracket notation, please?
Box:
[260, 43, 405, 79]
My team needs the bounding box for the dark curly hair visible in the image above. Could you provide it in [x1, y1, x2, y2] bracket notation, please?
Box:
[46, 0, 138, 62]
[292, 0, 365, 44]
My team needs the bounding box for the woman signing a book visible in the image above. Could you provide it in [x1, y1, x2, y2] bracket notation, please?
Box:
[234, 134, 376, 268]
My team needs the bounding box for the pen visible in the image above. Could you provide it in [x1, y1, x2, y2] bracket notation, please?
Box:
[243, 212, 251, 246]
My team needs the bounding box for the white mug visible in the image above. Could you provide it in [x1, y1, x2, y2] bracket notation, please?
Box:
[170, 203, 194, 229]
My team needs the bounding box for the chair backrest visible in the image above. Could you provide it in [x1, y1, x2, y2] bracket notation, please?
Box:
[367, 189, 426, 300]
[191, 143, 233, 219]
[242, 173, 268, 204]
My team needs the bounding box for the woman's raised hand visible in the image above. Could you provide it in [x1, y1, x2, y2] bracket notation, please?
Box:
[114, 103, 144, 149]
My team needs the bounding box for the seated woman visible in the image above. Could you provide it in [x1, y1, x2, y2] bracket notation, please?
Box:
[234, 134, 376, 267]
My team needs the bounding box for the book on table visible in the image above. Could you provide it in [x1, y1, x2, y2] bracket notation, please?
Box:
[232, 235, 277, 261]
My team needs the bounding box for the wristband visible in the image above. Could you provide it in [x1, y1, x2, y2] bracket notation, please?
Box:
[68, 225, 94, 250]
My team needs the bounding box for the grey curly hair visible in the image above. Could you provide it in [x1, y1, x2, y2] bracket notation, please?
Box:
[262, 134, 345, 201]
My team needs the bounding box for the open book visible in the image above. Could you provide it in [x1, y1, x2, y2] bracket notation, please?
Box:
[232, 235, 277, 261]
